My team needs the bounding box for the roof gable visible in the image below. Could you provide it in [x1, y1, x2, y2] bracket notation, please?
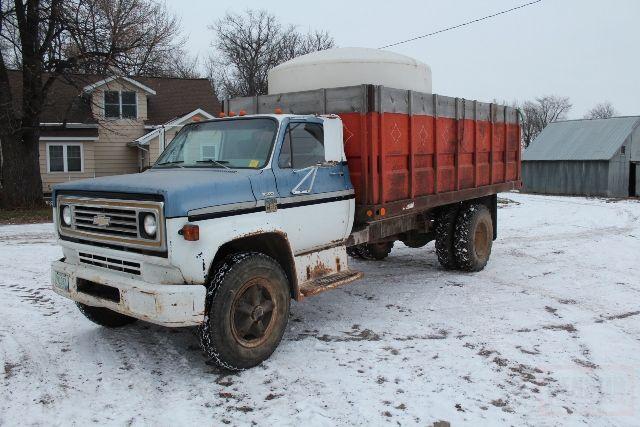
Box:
[83, 76, 157, 95]
[523, 116, 640, 161]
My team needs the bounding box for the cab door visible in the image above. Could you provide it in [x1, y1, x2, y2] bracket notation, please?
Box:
[272, 118, 352, 253]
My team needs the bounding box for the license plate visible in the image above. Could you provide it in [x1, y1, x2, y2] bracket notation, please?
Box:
[53, 271, 70, 292]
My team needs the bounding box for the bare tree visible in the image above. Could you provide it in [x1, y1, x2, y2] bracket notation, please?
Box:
[584, 101, 617, 120]
[520, 95, 572, 148]
[0, 0, 194, 209]
[208, 10, 335, 99]
[62, 0, 197, 77]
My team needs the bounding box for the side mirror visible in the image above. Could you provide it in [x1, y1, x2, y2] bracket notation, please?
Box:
[322, 115, 346, 163]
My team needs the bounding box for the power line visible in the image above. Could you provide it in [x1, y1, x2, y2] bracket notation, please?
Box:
[378, 0, 542, 49]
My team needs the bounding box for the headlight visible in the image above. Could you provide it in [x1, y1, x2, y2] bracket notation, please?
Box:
[61, 205, 72, 226]
[142, 213, 157, 237]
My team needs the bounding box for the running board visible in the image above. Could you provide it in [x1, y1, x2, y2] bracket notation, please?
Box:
[299, 270, 364, 298]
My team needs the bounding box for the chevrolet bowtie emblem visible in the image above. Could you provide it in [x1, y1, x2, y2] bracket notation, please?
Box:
[92, 214, 111, 227]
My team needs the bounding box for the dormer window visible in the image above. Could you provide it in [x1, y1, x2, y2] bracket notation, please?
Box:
[104, 91, 137, 119]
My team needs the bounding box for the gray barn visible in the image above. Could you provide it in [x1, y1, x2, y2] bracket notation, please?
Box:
[522, 116, 640, 197]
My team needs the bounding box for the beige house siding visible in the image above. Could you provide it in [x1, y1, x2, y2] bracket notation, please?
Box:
[90, 79, 148, 177]
[94, 122, 145, 176]
[39, 140, 97, 193]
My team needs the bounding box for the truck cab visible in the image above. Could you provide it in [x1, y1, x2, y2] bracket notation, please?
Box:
[51, 113, 362, 369]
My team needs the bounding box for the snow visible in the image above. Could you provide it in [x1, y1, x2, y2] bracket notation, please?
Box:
[1, 193, 639, 426]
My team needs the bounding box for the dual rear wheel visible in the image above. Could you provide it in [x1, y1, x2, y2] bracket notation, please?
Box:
[435, 203, 493, 272]
[347, 242, 394, 260]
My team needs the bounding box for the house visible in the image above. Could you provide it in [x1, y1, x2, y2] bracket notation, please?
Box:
[522, 116, 640, 197]
[6, 71, 220, 195]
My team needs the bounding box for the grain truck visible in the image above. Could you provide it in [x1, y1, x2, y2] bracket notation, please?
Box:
[50, 48, 521, 370]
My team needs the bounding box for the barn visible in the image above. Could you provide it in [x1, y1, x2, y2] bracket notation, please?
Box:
[522, 116, 640, 197]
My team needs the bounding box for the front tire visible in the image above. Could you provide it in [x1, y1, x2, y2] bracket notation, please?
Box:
[454, 204, 493, 272]
[76, 303, 137, 328]
[200, 252, 290, 370]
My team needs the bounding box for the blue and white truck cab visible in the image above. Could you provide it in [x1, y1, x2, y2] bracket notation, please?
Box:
[51, 114, 363, 369]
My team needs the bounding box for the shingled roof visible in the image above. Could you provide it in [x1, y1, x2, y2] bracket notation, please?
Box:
[7, 70, 220, 125]
[523, 116, 640, 161]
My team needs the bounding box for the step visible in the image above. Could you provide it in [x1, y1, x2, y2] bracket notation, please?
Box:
[299, 270, 364, 298]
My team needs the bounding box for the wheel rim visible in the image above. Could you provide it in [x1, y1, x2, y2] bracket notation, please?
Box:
[230, 278, 277, 348]
[474, 220, 490, 260]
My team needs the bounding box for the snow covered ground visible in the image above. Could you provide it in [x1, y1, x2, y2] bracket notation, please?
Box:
[1, 193, 639, 426]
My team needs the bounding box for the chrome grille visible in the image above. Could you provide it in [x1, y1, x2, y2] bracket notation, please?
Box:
[79, 252, 141, 275]
[57, 196, 165, 251]
[73, 206, 139, 238]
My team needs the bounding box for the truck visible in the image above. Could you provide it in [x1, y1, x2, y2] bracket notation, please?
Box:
[50, 49, 521, 370]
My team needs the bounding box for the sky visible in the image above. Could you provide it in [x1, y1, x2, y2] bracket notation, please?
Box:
[165, 0, 639, 118]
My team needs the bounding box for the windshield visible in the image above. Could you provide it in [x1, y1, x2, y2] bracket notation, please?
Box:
[154, 118, 278, 169]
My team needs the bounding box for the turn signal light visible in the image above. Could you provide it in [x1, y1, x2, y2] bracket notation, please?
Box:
[379, 207, 386, 216]
[180, 224, 199, 241]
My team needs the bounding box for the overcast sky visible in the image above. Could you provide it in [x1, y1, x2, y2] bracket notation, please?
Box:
[166, 0, 639, 118]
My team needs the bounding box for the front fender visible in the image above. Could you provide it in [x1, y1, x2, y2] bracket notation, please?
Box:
[166, 213, 289, 285]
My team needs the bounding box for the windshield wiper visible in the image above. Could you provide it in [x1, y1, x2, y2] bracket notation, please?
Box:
[195, 159, 232, 170]
[155, 160, 185, 168]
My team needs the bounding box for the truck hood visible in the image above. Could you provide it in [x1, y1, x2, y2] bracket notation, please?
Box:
[52, 168, 261, 218]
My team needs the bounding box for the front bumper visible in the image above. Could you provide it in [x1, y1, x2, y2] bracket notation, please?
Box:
[51, 259, 205, 327]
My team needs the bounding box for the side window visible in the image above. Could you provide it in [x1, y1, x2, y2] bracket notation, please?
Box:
[66, 145, 82, 171]
[278, 122, 324, 169]
[47, 144, 83, 172]
[121, 91, 137, 118]
[104, 91, 120, 118]
[48, 145, 64, 172]
[103, 91, 137, 119]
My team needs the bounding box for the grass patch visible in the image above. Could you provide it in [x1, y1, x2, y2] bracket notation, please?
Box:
[0, 208, 52, 225]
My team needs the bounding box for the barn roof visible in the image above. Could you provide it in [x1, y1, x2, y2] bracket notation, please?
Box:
[522, 116, 640, 161]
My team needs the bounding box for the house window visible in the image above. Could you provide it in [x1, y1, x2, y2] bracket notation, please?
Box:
[104, 91, 137, 119]
[621, 146, 626, 155]
[47, 143, 83, 173]
[201, 145, 218, 161]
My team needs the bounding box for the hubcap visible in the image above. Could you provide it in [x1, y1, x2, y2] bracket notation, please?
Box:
[231, 279, 276, 348]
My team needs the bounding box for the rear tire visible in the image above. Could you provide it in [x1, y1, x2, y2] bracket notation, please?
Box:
[76, 303, 137, 328]
[435, 207, 459, 270]
[454, 204, 493, 272]
[356, 242, 393, 260]
[401, 231, 431, 248]
[200, 252, 290, 371]
[346, 246, 364, 259]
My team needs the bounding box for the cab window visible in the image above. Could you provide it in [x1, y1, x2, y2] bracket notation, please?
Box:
[278, 122, 324, 169]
